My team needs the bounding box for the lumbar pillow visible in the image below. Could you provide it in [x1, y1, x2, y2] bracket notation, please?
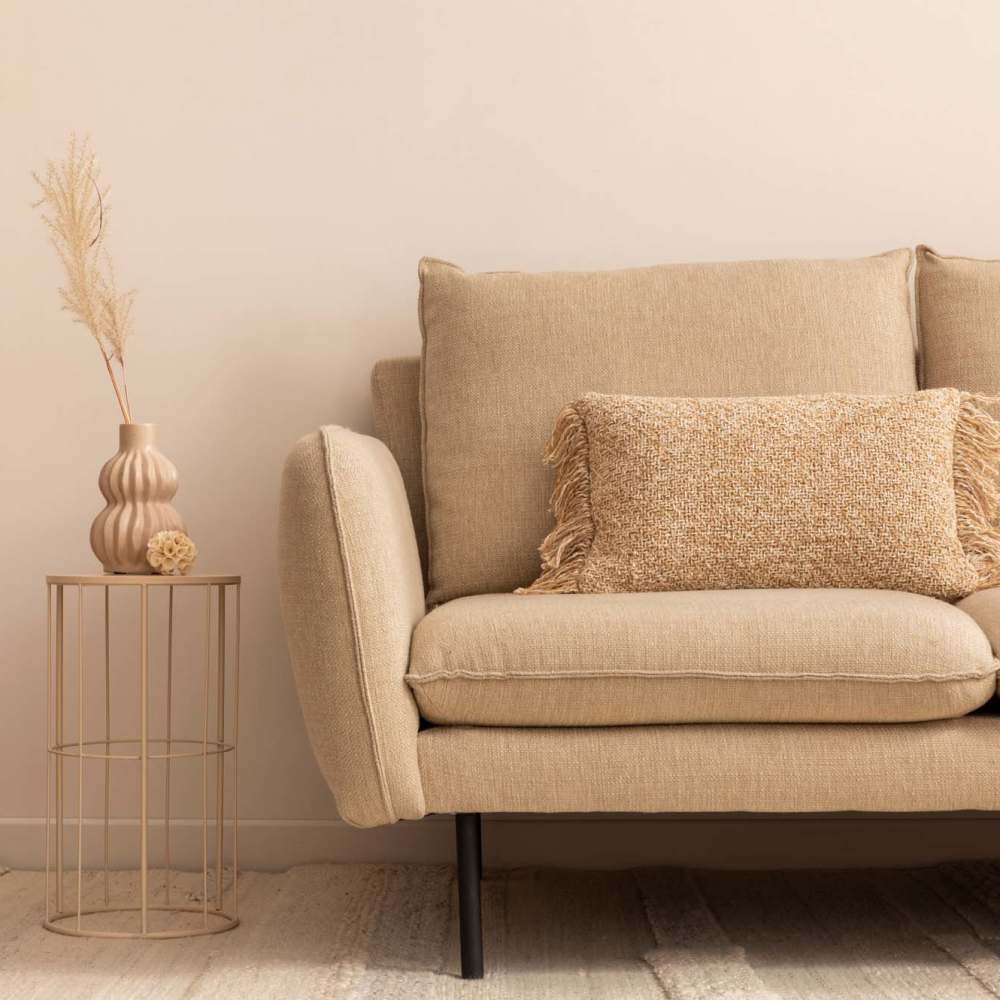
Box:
[519, 389, 1000, 600]
[419, 251, 916, 604]
[918, 245, 1000, 395]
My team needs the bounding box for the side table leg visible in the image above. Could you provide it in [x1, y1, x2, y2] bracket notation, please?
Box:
[233, 583, 241, 919]
[164, 585, 174, 906]
[139, 584, 149, 934]
[76, 584, 84, 931]
[215, 584, 225, 911]
[201, 587, 211, 928]
[45, 584, 52, 923]
[55, 585, 64, 915]
[104, 587, 111, 908]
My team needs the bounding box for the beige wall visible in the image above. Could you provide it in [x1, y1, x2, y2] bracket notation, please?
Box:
[4, 0, 1000, 870]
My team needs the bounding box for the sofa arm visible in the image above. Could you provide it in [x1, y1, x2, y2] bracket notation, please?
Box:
[279, 427, 426, 827]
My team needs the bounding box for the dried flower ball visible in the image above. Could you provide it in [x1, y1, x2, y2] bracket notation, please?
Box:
[146, 530, 197, 576]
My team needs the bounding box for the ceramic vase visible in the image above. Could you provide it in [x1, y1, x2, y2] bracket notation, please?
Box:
[90, 423, 186, 574]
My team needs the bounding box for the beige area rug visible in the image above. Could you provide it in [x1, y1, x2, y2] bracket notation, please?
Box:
[6, 863, 1000, 998]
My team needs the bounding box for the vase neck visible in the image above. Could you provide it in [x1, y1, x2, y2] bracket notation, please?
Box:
[119, 423, 157, 449]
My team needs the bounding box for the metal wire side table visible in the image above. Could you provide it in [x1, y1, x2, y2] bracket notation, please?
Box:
[44, 574, 241, 939]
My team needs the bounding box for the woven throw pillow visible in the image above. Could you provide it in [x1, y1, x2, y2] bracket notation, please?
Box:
[519, 389, 1000, 600]
[419, 251, 916, 605]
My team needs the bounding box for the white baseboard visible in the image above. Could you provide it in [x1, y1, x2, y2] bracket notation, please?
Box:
[3, 813, 1000, 872]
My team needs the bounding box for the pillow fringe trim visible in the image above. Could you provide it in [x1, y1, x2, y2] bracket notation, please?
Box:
[516, 403, 595, 594]
[955, 393, 1000, 590]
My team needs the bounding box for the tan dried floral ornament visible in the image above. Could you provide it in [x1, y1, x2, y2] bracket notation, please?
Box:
[146, 530, 198, 576]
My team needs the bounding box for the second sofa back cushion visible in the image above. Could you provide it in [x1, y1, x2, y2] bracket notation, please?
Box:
[918, 246, 1000, 394]
[419, 250, 917, 603]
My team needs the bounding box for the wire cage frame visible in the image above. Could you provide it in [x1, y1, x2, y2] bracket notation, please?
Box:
[44, 575, 241, 939]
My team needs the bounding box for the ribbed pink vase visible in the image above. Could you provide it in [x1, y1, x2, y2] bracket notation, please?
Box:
[90, 423, 186, 574]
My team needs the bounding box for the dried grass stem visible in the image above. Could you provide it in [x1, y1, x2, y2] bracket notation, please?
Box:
[33, 135, 136, 422]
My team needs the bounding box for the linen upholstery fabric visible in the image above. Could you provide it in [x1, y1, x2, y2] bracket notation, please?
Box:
[918, 246, 1000, 394]
[279, 427, 426, 827]
[419, 250, 916, 603]
[371, 357, 427, 580]
[418, 717, 1000, 815]
[958, 587, 1000, 660]
[522, 389, 1000, 600]
[407, 590, 997, 726]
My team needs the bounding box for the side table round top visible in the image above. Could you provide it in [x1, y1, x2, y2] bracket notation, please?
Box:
[47, 574, 240, 586]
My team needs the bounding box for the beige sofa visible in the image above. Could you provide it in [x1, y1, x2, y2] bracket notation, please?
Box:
[278, 248, 1000, 979]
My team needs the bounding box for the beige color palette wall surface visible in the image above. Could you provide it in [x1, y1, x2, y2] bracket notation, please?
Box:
[5, 0, 1000, 870]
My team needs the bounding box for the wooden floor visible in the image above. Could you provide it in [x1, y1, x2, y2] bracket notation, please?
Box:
[5, 862, 1000, 998]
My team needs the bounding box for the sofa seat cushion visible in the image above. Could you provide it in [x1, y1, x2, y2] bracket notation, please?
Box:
[406, 590, 997, 726]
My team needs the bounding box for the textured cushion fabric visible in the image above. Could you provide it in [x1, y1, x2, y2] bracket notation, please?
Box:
[419, 250, 917, 603]
[407, 590, 997, 726]
[371, 357, 427, 582]
[521, 389, 1000, 601]
[918, 246, 1000, 394]
[417, 717, 1000, 815]
[278, 427, 426, 828]
[957, 587, 1000, 663]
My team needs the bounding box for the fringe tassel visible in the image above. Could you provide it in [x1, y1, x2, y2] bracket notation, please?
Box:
[516, 403, 595, 594]
[955, 394, 1000, 590]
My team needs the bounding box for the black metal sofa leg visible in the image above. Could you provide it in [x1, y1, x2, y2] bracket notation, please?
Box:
[456, 812, 484, 979]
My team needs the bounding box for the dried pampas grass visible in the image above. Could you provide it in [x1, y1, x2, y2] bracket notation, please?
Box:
[33, 135, 136, 422]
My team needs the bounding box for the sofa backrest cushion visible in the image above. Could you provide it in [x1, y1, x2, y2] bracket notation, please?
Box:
[417, 250, 917, 603]
[918, 246, 1000, 394]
